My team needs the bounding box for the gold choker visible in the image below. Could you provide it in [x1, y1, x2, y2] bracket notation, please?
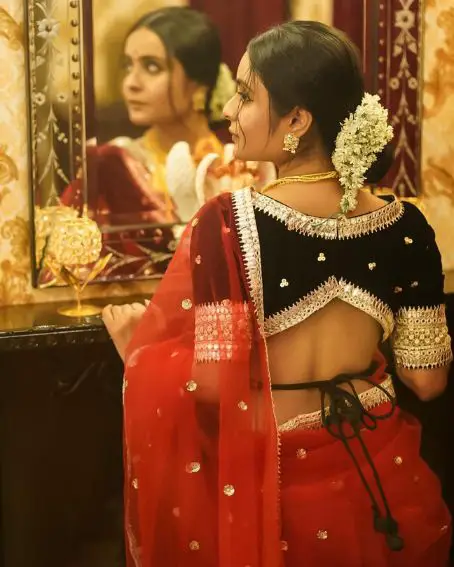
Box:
[261, 171, 339, 194]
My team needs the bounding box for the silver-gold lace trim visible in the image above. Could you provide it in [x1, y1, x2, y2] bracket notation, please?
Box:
[392, 305, 453, 369]
[252, 191, 404, 240]
[264, 276, 395, 341]
[278, 375, 395, 432]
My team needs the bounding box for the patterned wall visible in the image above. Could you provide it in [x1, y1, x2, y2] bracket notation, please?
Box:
[291, 0, 454, 279]
[421, 0, 454, 272]
[0, 1, 33, 305]
[373, 0, 423, 198]
[0, 0, 183, 306]
[290, 0, 333, 23]
[0, 0, 453, 306]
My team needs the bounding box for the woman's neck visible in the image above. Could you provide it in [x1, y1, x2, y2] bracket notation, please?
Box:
[269, 152, 345, 216]
[151, 114, 213, 154]
[277, 152, 334, 179]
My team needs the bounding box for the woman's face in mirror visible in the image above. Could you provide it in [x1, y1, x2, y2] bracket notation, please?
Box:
[122, 28, 197, 127]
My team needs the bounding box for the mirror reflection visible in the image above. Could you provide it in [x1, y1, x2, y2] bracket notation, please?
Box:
[34, 4, 274, 286]
[31, 1, 387, 287]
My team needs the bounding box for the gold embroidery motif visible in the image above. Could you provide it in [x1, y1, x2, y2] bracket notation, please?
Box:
[186, 462, 201, 474]
[223, 484, 235, 496]
[186, 380, 198, 392]
[232, 189, 264, 325]
[278, 376, 395, 432]
[264, 276, 395, 341]
[296, 448, 307, 459]
[232, 189, 282, 510]
[194, 300, 252, 362]
[252, 191, 404, 240]
[392, 305, 453, 368]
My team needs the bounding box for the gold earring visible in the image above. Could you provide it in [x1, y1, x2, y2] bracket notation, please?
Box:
[192, 89, 207, 112]
[283, 133, 300, 154]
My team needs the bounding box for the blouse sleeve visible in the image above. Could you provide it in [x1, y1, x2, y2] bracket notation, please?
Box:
[391, 205, 452, 369]
[189, 196, 251, 363]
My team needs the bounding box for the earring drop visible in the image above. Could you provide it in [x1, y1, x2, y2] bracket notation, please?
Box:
[283, 133, 300, 154]
[192, 89, 207, 112]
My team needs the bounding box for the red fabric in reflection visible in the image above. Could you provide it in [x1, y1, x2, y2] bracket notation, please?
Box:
[123, 193, 450, 566]
[61, 144, 176, 226]
[60, 145, 177, 278]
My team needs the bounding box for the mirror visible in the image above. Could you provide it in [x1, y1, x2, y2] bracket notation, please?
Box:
[27, 0, 198, 288]
[26, 0, 424, 287]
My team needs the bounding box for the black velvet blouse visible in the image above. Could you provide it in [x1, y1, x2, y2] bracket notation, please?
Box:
[250, 190, 451, 369]
[191, 188, 452, 370]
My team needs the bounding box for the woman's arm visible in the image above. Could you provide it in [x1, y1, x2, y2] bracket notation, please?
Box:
[102, 301, 149, 361]
[391, 205, 452, 400]
[396, 365, 449, 401]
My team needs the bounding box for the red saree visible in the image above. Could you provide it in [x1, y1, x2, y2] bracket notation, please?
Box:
[123, 192, 451, 566]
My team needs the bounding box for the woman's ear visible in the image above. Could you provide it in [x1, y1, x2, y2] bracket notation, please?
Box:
[288, 107, 313, 138]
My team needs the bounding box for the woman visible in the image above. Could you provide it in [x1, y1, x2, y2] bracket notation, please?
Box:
[103, 21, 452, 566]
[61, 7, 270, 278]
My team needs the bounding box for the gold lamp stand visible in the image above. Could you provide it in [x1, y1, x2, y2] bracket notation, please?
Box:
[44, 215, 112, 318]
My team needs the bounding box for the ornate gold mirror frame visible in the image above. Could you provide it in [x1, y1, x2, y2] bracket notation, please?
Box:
[25, 0, 88, 287]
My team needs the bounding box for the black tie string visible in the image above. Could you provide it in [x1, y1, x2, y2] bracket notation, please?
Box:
[272, 365, 404, 552]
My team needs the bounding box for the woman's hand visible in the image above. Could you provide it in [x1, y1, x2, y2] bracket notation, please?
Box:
[102, 301, 149, 361]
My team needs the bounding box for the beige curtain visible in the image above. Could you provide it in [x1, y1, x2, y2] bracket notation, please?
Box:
[290, 0, 333, 23]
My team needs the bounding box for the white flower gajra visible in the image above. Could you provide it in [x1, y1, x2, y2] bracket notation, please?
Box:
[332, 93, 394, 214]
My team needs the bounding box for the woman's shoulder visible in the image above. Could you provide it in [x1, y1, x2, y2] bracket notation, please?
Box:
[107, 136, 147, 153]
[371, 195, 437, 257]
[198, 189, 238, 214]
[359, 191, 432, 238]
[85, 136, 144, 154]
[107, 136, 134, 147]
[193, 187, 253, 225]
[397, 197, 434, 236]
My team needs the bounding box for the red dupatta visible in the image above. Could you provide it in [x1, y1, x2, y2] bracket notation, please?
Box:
[123, 189, 283, 566]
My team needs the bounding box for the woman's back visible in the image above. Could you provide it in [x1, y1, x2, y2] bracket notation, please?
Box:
[262, 185, 387, 417]
[268, 299, 381, 419]
[112, 18, 453, 567]
[244, 184, 450, 420]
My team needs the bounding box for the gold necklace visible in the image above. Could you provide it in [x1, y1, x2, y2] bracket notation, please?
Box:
[260, 171, 338, 194]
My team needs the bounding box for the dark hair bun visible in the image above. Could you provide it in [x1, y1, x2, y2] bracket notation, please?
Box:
[248, 21, 395, 181]
[364, 142, 394, 184]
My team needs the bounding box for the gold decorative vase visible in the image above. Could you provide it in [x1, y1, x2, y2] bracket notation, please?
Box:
[35, 205, 79, 266]
[45, 215, 111, 317]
